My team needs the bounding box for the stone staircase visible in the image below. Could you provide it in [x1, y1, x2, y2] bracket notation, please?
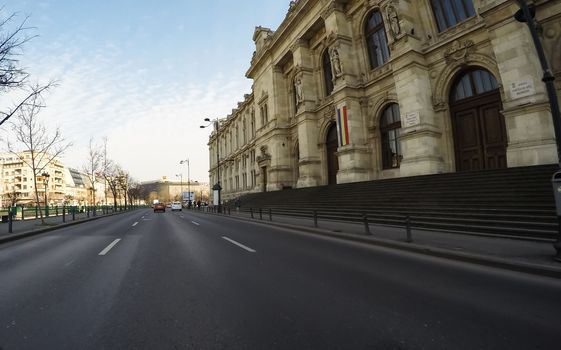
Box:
[231, 164, 560, 240]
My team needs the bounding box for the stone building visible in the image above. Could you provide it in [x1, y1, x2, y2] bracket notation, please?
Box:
[206, 0, 561, 203]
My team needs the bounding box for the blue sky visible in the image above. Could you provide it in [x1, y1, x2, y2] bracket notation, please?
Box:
[0, 1, 288, 183]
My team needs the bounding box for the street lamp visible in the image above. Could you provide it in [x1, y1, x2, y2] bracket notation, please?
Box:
[175, 173, 183, 204]
[179, 159, 191, 208]
[514, 1, 561, 261]
[200, 118, 222, 213]
[41, 172, 50, 216]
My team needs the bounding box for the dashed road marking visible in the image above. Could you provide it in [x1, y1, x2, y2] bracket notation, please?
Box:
[222, 236, 256, 253]
[132, 222, 138, 227]
[191, 221, 200, 226]
[99, 239, 121, 256]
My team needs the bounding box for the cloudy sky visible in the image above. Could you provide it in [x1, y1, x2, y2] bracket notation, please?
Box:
[0, 1, 288, 183]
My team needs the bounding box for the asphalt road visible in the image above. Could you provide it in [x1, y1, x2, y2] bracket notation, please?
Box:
[0, 209, 560, 349]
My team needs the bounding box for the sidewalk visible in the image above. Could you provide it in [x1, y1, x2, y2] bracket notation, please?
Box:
[0, 208, 132, 243]
[200, 208, 561, 278]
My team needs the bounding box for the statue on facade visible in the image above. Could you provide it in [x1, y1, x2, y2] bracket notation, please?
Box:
[386, 3, 401, 38]
[330, 46, 343, 78]
[295, 77, 304, 105]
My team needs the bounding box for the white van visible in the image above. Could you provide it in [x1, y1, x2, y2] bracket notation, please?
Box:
[171, 202, 182, 211]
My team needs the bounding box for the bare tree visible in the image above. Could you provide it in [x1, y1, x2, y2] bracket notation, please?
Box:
[3, 186, 20, 207]
[82, 138, 102, 205]
[6, 90, 71, 223]
[102, 160, 120, 210]
[0, 9, 53, 126]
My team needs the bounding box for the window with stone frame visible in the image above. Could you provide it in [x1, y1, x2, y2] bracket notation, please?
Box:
[430, 0, 476, 32]
[322, 49, 334, 96]
[364, 9, 390, 70]
[251, 110, 256, 138]
[380, 103, 402, 169]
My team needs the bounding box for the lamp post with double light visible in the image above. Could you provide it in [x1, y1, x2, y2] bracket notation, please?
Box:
[200, 118, 221, 213]
[514, 1, 561, 261]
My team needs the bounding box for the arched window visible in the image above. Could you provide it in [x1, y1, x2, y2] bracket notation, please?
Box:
[380, 103, 402, 169]
[430, 0, 476, 32]
[451, 68, 498, 102]
[365, 10, 390, 69]
[322, 49, 334, 96]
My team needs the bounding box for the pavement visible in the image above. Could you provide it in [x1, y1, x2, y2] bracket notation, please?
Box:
[1, 206, 560, 278]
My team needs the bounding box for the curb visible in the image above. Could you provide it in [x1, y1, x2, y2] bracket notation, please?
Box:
[199, 211, 561, 279]
[0, 209, 144, 245]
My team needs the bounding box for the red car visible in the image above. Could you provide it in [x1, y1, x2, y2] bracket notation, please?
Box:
[153, 203, 166, 213]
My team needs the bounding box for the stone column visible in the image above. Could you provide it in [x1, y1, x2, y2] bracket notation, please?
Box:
[322, 2, 372, 183]
[292, 40, 322, 187]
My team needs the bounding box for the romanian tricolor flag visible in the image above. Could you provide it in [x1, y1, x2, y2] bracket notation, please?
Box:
[336, 104, 350, 146]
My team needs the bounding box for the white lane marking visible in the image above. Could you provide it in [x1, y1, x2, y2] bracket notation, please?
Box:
[132, 222, 139, 227]
[222, 236, 256, 253]
[191, 221, 200, 226]
[180, 215, 185, 219]
[98, 239, 122, 256]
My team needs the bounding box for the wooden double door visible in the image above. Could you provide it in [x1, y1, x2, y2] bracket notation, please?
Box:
[451, 91, 507, 171]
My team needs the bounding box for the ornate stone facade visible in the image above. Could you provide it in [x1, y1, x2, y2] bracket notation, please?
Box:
[206, 0, 561, 202]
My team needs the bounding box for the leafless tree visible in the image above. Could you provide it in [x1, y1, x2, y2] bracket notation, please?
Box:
[82, 138, 102, 205]
[102, 160, 120, 210]
[6, 90, 71, 223]
[3, 186, 20, 207]
[0, 9, 53, 126]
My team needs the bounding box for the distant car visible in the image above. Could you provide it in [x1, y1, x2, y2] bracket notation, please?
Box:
[171, 202, 182, 211]
[154, 203, 166, 213]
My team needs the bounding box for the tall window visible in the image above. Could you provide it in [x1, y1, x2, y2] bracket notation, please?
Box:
[451, 68, 498, 102]
[380, 103, 402, 169]
[431, 0, 476, 32]
[365, 10, 390, 69]
[323, 49, 334, 96]
[251, 111, 255, 137]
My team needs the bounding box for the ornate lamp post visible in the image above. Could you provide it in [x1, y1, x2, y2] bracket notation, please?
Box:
[180, 159, 191, 208]
[514, 1, 561, 261]
[200, 118, 221, 213]
[41, 172, 50, 216]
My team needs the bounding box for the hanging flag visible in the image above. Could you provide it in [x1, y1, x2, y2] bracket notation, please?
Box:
[336, 104, 350, 146]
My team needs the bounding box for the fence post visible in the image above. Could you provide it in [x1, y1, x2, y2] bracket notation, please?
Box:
[259, 208, 262, 220]
[250, 208, 254, 219]
[56, 206, 59, 217]
[313, 210, 318, 228]
[21, 207, 24, 221]
[8, 207, 13, 234]
[405, 215, 412, 243]
[62, 205, 66, 223]
[363, 213, 371, 235]
[35, 206, 38, 219]
[228, 207, 231, 215]
[87, 206, 90, 218]
[269, 208, 272, 221]
[93, 206, 96, 217]
[72, 207, 76, 221]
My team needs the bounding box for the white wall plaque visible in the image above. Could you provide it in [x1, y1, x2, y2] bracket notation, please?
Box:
[403, 111, 421, 128]
[509, 78, 535, 99]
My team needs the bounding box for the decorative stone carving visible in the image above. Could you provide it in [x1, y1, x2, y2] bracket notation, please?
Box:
[323, 104, 336, 118]
[443, 40, 475, 64]
[294, 77, 304, 105]
[257, 145, 271, 164]
[329, 46, 343, 78]
[386, 2, 401, 39]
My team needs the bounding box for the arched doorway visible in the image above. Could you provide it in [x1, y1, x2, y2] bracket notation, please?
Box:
[450, 68, 507, 171]
[326, 123, 339, 184]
